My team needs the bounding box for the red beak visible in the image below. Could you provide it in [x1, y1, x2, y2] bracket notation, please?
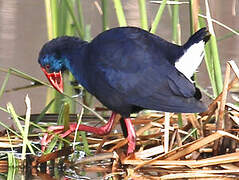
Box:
[41, 67, 64, 93]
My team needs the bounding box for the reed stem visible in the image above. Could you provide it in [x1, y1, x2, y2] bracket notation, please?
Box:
[113, 0, 127, 26]
[138, 0, 148, 30]
[150, 0, 167, 34]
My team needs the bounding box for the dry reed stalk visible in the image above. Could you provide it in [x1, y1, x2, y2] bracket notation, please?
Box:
[213, 62, 231, 155]
[123, 151, 239, 169]
[201, 76, 238, 117]
[192, 0, 200, 31]
[108, 121, 153, 153]
[164, 112, 170, 153]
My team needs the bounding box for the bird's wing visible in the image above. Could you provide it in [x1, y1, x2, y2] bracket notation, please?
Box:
[88, 28, 205, 113]
[90, 27, 193, 96]
[96, 56, 204, 113]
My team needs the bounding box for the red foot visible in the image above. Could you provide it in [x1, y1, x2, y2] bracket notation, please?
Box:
[124, 118, 136, 154]
[41, 112, 117, 151]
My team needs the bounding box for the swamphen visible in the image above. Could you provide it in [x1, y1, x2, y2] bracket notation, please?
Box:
[38, 27, 210, 154]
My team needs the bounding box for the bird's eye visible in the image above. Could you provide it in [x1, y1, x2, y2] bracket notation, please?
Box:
[45, 64, 50, 72]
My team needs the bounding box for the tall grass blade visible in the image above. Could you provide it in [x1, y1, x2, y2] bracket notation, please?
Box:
[50, 0, 59, 38]
[181, 128, 197, 143]
[62, 102, 70, 132]
[101, 0, 109, 31]
[62, 102, 70, 150]
[76, 0, 85, 34]
[65, 0, 84, 38]
[172, 0, 180, 44]
[45, 137, 58, 153]
[7, 153, 16, 168]
[204, 0, 223, 95]
[63, 71, 76, 113]
[177, 113, 183, 128]
[0, 67, 48, 87]
[44, 134, 71, 153]
[80, 131, 91, 155]
[21, 94, 31, 160]
[6, 130, 17, 167]
[150, 0, 167, 34]
[6, 103, 35, 156]
[73, 108, 84, 149]
[0, 106, 45, 150]
[138, 0, 148, 30]
[84, 24, 92, 44]
[7, 167, 16, 180]
[0, 118, 21, 138]
[58, 0, 68, 36]
[0, 70, 10, 100]
[210, 35, 223, 95]
[198, 17, 217, 97]
[188, 0, 193, 34]
[44, 0, 54, 39]
[29, 99, 55, 133]
[7, 103, 25, 136]
[113, 0, 127, 26]
[44, 103, 70, 152]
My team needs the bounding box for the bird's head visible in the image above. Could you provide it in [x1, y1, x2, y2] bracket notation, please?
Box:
[38, 55, 66, 93]
[38, 36, 76, 93]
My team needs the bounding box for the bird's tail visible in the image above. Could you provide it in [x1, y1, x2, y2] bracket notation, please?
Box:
[183, 27, 211, 50]
[175, 28, 211, 80]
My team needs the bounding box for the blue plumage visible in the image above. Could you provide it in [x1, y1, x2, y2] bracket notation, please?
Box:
[39, 27, 208, 116]
[38, 27, 210, 153]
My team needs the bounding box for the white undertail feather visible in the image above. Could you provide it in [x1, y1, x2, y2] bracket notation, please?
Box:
[175, 40, 205, 82]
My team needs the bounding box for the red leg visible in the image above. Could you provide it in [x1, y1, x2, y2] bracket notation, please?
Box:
[41, 112, 117, 151]
[124, 118, 136, 154]
[61, 112, 116, 137]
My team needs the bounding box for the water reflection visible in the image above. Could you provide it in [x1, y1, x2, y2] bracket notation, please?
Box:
[0, 1, 16, 59]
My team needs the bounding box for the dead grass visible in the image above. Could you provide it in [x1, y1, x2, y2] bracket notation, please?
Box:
[1, 60, 239, 179]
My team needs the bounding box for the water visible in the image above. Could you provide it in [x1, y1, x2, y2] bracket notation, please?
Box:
[0, 0, 47, 125]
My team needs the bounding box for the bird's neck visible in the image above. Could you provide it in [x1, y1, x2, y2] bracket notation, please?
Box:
[64, 41, 90, 89]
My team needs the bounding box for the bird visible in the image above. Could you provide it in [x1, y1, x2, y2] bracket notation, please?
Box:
[38, 26, 210, 154]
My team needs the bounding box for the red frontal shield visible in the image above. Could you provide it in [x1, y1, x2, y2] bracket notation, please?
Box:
[41, 67, 64, 93]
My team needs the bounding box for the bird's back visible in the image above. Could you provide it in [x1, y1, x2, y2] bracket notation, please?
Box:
[89, 27, 183, 65]
[80, 27, 207, 116]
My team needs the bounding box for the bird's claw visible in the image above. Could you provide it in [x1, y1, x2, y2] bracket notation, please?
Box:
[41, 123, 77, 151]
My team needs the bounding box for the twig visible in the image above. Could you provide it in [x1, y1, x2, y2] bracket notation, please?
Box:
[32, 146, 73, 166]
[217, 62, 231, 130]
[199, 14, 239, 36]
[134, 130, 237, 170]
[73, 107, 84, 150]
[228, 60, 239, 79]
[200, 76, 238, 117]
[213, 61, 238, 155]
